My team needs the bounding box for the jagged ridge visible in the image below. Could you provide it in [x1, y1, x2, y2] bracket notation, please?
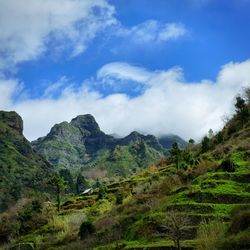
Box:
[32, 114, 186, 177]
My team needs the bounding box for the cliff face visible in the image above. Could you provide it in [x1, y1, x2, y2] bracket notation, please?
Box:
[0, 111, 53, 211]
[0, 111, 23, 135]
[32, 114, 117, 169]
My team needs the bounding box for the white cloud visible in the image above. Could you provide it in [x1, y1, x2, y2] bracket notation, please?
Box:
[0, 0, 188, 71]
[1, 60, 249, 141]
[43, 76, 73, 98]
[115, 20, 188, 44]
[0, 0, 116, 69]
[0, 78, 18, 108]
[158, 23, 187, 41]
[97, 62, 155, 83]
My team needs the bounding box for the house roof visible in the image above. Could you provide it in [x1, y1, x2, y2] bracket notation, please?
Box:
[82, 188, 92, 194]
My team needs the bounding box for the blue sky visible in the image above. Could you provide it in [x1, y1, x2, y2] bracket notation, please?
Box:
[0, 0, 250, 140]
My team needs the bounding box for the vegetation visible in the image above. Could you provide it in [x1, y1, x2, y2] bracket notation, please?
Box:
[0, 88, 249, 249]
[79, 221, 95, 240]
[49, 173, 66, 211]
[0, 111, 52, 212]
[31, 115, 185, 178]
[163, 210, 190, 250]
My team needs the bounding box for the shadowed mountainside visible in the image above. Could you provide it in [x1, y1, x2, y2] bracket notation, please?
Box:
[0, 111, 53, 211]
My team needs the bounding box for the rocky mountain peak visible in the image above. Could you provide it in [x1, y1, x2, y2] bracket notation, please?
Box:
[127, 131, 142, 139]
[48, 121, 72, 138]
[70, 114, 100, 133]
[31, 113, 186, 172]
[0, 111, 23, 135]
[158, 134, 187, 149]
[118, 131, 163, 151]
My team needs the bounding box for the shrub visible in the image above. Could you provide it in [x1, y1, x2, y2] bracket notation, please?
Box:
[193, 159, 216, 177]
[17, 198, 48, 234]
[95, 216, 119, 231]
[220, 158, 237, 172]
[46, 215, 68, 233]
[0, 212, 20, 243]
[97, 186, 107, 200]
[151, 175, 181, 195]
[197, 220, 226, 250]
[115, 192, 123, 205]
[201, 136, 212, 153]
[0, 197, 49, 243]
[228, 208, 250, 234]
[79, 221, 95, 240]
[215, 131, 224, 144]
[218, 230, 250, 250]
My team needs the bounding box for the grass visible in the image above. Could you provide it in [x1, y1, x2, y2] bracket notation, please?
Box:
[3, 124, 250, 250]
[124, 239, 197, 249]
[92, 239, 197, 249]
[196, 219, 227, 250]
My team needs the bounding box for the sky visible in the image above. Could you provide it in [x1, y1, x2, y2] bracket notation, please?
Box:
[0, 0, 250, 141]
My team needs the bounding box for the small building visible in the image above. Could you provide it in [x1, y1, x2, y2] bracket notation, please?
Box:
[81, 188, 93, 195]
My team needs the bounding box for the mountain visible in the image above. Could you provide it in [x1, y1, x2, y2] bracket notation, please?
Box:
[158, 134, 187, 149]
[0, 111, 53, 211]
[119, 131, 163, 151]
[5, 90, 250, 250]
[32, 114, 183, 177]
[32, 115, 116, 169]
[85, 133, 164, 177]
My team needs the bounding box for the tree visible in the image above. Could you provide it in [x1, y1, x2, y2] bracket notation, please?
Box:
[98, 186, 107, 200]
[235, 96, 249, 126]
[208, 128, 214, 139]
[76, 173, 89, 194]
[93, 179, 101, 189]
[244, 87, 250, 107]
[188, 139, 195, 144]
[49, 173, 66, 212]
[115, 192, 123, 205]
[59, 168, 74, 193]
[163, 210, 190, 250]
[182, 149, 194, 166]
[215, 131, 224, 144]
[201, 136, 211, 153]
[170, 142, 182, 169]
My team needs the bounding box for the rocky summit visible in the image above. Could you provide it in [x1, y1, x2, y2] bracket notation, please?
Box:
[158, 134, 187, 149]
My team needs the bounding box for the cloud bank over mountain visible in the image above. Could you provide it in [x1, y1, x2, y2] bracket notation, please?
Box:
[0, 0, 249, 141]
[1, 59, 249, 141]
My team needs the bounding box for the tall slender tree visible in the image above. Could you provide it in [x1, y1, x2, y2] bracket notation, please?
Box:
[49, 173, 66, 212]
[235, 96, 249, 126]
[170, 142, 182, 169]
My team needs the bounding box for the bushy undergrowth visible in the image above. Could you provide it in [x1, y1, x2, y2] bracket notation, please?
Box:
[0, 196, 52, 244]
[196, 220, 226, 250]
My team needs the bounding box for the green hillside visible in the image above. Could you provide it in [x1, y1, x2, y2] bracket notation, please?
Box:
[0, 111, 53, 212]
[32, 115, 182, 178]
[1, 90, 249, 250]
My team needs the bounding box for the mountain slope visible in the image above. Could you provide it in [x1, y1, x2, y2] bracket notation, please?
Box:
[158, 134, 187, 149]
[8, 113, 249, 250]
[0, 111, 53, 211]
[32, 115, 116, 169]
[2, 90, 250, 249]
[32, 115, 174, 177]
